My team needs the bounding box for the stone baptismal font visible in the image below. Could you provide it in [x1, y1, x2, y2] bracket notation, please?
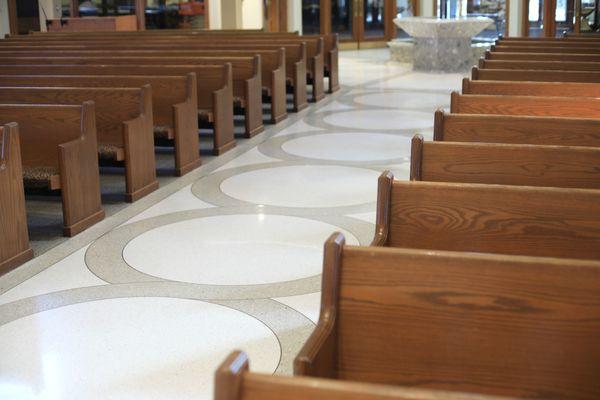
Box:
[391, 17, 493, 72]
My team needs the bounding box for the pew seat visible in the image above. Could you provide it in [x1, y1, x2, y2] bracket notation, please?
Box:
[0, 123, 33, 274]
[410, 134, 600, 189]
[0, 102, 105, 236]
[371, 172, 600, 259]
[295, 233, 600, 399]
[0, 85, 159, 202]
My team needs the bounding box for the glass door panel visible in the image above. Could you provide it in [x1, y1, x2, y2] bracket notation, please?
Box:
[303, 0, 321, 34]
[528, 0, 544, 36]
[363, 0, 385, 37]
[331, 0, 353, 39]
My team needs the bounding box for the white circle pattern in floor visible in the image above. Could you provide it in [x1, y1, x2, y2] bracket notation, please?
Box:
[123, 214, 359, 285]
[323, 109, 433, 130]
[220, 165, 380, 208]
[0, 297, 280, 400]
[281, 132, 411, 162]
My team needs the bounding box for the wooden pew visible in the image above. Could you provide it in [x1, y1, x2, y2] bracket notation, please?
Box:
[491, 44, 600, 53]
[369, 172, 600, 259]
[0, 55, 263, 138]
[0, 63, 235, 155]
[0, 86, 158, 202]
[410, 134, 600, 189]
[471, 66, 600, 83]
[495, 39, 600, 48]
[498, 36, 600, 43]
[0, 42, 308, 112]
[478, 58, 600, 72]
[485, 50, 600, 62]
[0, 122, 34, 274]
[450, 92, 600, 118]
[215, 351, 520, 400]
[295, 232, 600, 399]
[461, 78, 600, 97]
[0, 103, 105, 236]
[433, 110, 600, 147]
[0, 48, 287, 124]
[0, 73, 200, 176]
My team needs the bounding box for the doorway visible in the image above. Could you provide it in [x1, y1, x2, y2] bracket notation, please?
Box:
[8, 0, 41, 35]
[302, 0, 398, 49]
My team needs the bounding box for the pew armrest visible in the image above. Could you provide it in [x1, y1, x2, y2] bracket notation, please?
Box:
[371, 171, 394, 246]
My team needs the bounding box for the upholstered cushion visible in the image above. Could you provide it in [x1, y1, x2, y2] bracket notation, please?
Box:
[98, 143, 120, 160]
[153, 125, 174, 140]
[22, 166, 58, 189]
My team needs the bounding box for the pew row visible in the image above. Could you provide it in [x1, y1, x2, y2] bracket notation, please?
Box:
[295, 232, 600, 399]
[0, 63, 235, 155]
[491, 44, 600, 53]
[462, 78, 600, 97]
[0, 56, 263, 138]
[471, 66, 600, 83]
[0, 86, 159, 202]
[0, 73, 200, 176]
[410, 134, 600, 189]
[450, 92, 600, 118]
[433, 111, 600, 147]
[370, 173, 600, 259]
[478, 58, 600, 72]
[485, 50, 600, 62]
[0, 42, 308, 112]
[216, 351, 521, 400]
[0, 103, 104, 236]
[0, 123, 33, 274]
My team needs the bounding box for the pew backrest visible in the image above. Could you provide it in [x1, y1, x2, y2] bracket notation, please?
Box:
[472, 66, 600, 83]
[462, 78, 600, 97]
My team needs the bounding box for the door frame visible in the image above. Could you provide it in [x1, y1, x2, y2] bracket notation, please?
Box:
[521, 0, 558, 36]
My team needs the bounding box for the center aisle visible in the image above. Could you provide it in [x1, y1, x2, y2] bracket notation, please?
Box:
[0, 49, 464, 400]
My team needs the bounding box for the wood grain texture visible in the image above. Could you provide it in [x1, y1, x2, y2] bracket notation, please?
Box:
[479, 58, 600, 71]
[218, 351, 524, 400]
[492, 44, 600, 53]
[486, 50, 600, 62]
[472, 67, 600, 83]
[383, 179, 600, 259]
[434, 111, 600, 147]
[415, 139, 600, 189]
[462, 78, 600, 97]
[0, 86, 158, 202]
[451, 92, 600, 118]
[0, 73, 200, 176]
[0, 123, 33, 275]
[0, 104, 104, 236]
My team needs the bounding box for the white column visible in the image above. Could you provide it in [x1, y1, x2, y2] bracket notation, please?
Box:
[420, 0, 436, 17]
[221, 0, 243, 29]
[241, 0, 264, 29]
[209, 0, 222, 29]
[38, 0, 61, 32]
[288, 0, 302, 33]
[508, 0, 523, 36]
[0, 0, 9, 37]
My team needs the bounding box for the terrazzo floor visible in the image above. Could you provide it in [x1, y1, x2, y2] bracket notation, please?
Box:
[0, 49, 464, 400]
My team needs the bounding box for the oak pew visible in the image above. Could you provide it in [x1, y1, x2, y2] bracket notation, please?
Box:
[0, 123, 34, 274]
[0, 86, 158, 202]
[0, 42, 307, 113]
[295, 232, 600, 399]
[478, 58, 600, 72]
[0, 48, 287, 124]
[0, 55, 263, 138]
[462, 78, 600, 97]
[498, 36, 600, 42]
[0, 103, 105, 236]
[216, 351, 519, 400]
[494, 39, 600, 48]
[433, 110, 600, 147]
[410, 134, 600, 189]
[484, 50, 600, 62]
[450, 92, 600, 118]
[0, 73, 200, 176]
[0, 63, 235, 155]
[369, 173, 600, 259]
[491, 44, 600, 53]
[471, 66, 600, 83]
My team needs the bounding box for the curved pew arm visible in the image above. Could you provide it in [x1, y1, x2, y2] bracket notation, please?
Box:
[294, 232, 344, 378]
[371, 171, 394, 246]
[172, 72, 201, 176]
[244, 55, 264, 138]
[212, 63, 236, 155]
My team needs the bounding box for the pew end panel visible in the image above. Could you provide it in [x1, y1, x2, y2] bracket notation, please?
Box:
[371, 171, 394, 247]
[172, 72, 201, 176]
[326, 33, 340, 93]
[409, 134, 424, 181]
[270, 48, 288, 123]
[309, 38, 325, 102]
[122, 84, 159, 202]
[293, 43, 309, 112]
[294, 232, 344, 379]
[243, 55, 264, 138]
[58, 101, 105, 236]
[211, 63, 236, 155]
[0, 122, 33, 274]
[215, 350, 248, 400]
